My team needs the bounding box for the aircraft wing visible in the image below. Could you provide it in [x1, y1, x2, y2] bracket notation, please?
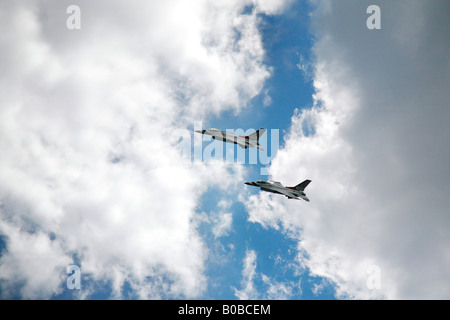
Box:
[274, 187, 300, 199]
[298, 194, 310, 202]
[274, 186, 310, 201]
[235, 136, 251, 148]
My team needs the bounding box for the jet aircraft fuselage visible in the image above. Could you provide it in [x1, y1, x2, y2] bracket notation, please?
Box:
[195, 128, 266, 150]
[244, 180, 311, 201]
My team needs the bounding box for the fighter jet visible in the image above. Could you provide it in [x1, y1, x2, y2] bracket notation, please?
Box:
[244, 179, 311, 201]
[195, 128, 266, 150]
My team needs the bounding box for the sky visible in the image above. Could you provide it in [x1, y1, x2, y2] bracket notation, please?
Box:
[0, 0, 449, 300]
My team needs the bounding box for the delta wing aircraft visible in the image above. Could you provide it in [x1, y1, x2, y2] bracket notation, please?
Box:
[195, 128, 266, 150]
[244, 180, 311, 201]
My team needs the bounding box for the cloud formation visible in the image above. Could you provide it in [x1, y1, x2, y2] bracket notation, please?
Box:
[234, 248, 300, 299]
[246, 0, 450, 299]
[0, 0, 289, 298]
[234, 249, 259, 300]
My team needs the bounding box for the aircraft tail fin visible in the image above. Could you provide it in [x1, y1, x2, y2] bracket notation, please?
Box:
[293, 180, 311, 191]
[248, 128, 267, 141]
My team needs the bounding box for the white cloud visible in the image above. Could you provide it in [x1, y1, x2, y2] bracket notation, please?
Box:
[246, 0, 450, 299]
[0, 222, 71, 299]
[212, 212, 233, 239]
[253, 0, 294, 15]
[261, 274, 299, 300]
[234, 249, 301, 300]
[0, 0, 291, 298]
[234, 249, 259, 300]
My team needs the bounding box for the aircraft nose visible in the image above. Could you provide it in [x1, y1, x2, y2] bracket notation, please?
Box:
[195, 130, 206, 134]
[244, 182, 251, 185]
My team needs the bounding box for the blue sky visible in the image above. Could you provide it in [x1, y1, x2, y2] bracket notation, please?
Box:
[194, 1, 336, 299]
[1, 0, 450, 300]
